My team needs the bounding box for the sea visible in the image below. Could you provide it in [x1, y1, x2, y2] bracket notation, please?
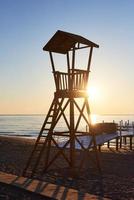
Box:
[0, 114, 134, 138]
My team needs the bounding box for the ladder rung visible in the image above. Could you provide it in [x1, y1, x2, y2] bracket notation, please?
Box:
[37, 140, 45, 144]
[38, 139, 45, 141]
[44, 128, 50, 131]
[37, 142, 44, 145]
[40, 135, 47, 137]
[46, 122, 52, 124]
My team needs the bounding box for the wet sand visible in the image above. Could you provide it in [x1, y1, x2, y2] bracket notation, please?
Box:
[0, 136, 134, 199]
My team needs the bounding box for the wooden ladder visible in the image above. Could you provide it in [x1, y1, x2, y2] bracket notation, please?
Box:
[23, 97, 63, 177]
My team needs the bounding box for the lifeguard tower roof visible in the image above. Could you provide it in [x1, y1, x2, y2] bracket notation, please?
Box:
[43, 30, 99, 54]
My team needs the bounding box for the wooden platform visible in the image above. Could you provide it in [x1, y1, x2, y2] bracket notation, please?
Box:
[58, 132, 118, 149]
[0, 171, 110, 200]
[58, 129, 134, 150]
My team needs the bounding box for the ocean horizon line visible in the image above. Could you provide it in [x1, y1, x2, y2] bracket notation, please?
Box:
[0, 113, 134, 116]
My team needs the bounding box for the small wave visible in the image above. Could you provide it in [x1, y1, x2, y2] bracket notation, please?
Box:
[0, 131, 15, 134]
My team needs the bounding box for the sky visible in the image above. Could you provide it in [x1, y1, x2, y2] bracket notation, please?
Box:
[0, 0, 134, 115]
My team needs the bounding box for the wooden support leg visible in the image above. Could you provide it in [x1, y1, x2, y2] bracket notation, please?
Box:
[92, 136, 102, 174]
[70, 98, 75, 169]
[130, 136, 132, 150]
[107, 141, 110, 148]
[120, 136, 122, 148]
[44, 137, 52, 170]
[116, 137, 119, 150]
[123, 136, 127, 145]
[98, 145, 101, 152]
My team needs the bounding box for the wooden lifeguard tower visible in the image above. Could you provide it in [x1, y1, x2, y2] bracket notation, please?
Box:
[23, 30, 100, 177]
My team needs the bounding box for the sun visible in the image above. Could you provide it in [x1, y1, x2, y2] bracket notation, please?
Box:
[87, 86, 98, 100]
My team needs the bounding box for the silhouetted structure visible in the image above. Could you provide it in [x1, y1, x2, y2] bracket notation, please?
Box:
[23, 30, 100, 177]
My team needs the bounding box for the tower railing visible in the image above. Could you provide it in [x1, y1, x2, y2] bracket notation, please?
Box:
[54, 69, 89, 91]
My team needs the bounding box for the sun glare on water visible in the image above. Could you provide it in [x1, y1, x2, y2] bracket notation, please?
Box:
[87, 86, 99, 124]
[91, 114, 97, 124]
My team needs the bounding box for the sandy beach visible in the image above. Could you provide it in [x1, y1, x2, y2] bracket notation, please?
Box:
[0, 136, 133, 199]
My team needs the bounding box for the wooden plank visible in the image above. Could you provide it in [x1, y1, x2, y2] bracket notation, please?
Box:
[67, 52, 70, 72]
[70, 98, 75, 168]
[0, 172, 110, 200]
[49, 52, 55, 73]
[87, 47, 93, 72]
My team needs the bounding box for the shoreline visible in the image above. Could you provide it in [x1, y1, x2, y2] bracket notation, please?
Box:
[0, 134, 37, 139]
